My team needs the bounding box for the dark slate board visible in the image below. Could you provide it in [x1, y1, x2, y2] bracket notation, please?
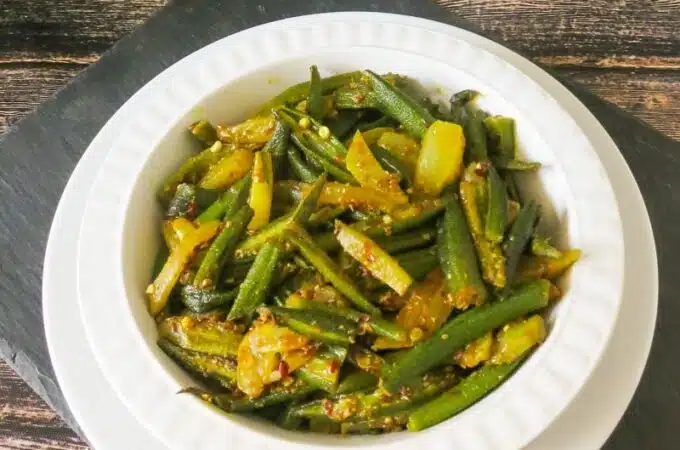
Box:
[0, 0, 678, 447]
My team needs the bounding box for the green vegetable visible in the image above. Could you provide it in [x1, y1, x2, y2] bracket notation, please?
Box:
[262, 121, 291, 176]
[531, 235, 562, 259]
[503, 200, 539, 290]
[269, 306, 358, 346]
[449, 89, 479, 124]
[256, 71, 361, 115]
[484, 165, 508, 243]
[437, 193, 487, 308]
[193, 205, 253, 287]
[394, 246, 439, 281]
[166, 183, 217, 219]
[463, 104, 489, 161]
[196, 173, 252, 224]
[483, 116, 515, 158]
[381, 280, 550, 391]
[158, 339, 236, 388]
[227, 241, 283, 320]
[285, 226, 380, 316]
[158, 140, 225, 203]
[189, 120, 218, 146]
[180, 285, 238, 313]
[407, 358, 523, 431]
[158, 314, 242, 357]
[362, 70, 435, 139]
[336, 371, 378, 395]
[308, 65, 324, 120]
[298, 345, 348, 391]
[287, 145, 321, 182]
[370, 145, 413, 187]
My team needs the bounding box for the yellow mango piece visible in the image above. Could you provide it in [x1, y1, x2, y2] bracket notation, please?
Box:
[346, 131, 407, 204]
[454, 332, 493, 369]
[199, 148, 254, 190]
[415, 120, 465, 195]
[217, 115, 276, 146]
[247, 151, 274, 231]
[490, 315, 546, 365]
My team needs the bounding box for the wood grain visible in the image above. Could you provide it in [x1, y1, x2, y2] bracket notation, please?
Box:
[0, 1, 678, 449]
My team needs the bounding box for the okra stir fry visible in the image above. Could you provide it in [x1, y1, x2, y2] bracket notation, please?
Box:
[148, 67, 581, 434]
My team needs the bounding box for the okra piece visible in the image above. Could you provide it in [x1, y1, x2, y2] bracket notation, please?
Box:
[503, 200, 539, 289]
[280, 107, 347, 159]
[356, 115, 397, 132]
[199, 148, 255, 191]
[335, 220, 413, 296]
[262, 121, 291, 176]
[373, 227, 436, 254]
[492, 156, 541, 171]
[159, 141, 225, 203]
[278, 402, 305, 430]
[158, 314, 243, 357]
[485, 165, 508, 243]
[394, 246, 439, 281]
[285, 227, 380, 315]
[308, 206, 346, 228]
[298, 345, 348, 391]
[193, 205, 253, 287]
[504, 171, 522, 202]
[286, 295, 407, 342]
[236, 175, 325, 256]
[490, 315, 546, 365]
[292, 132, 355, 184]
[313, 199, 444, 252]
[308, 65, 324, 120]
[370, 145, 413, 187]
[158, 339, 236, 388]
[531, 235, 562, 259]
[437, 194, 487, 308]
[449, 89, 479, 125]
[227, 241, 283, 321]
[464, 104, 489, 161]
[340, 412, 410, 434]
[407, 358, 523, 431]
[334, 79, 381, 109]
[381, 280, 550, 391]
[187, 378, 316, 412]
[483, 116, 516, 159]
[256, 70, 361, 115]
[336, 371, 378, 395]
[189, 120, 218, 146]
[180, 285, 238, 313]
[327, 110, 364, 139]
[269, 306, 358, 346]
[292, 368, 457, 422]
[166, 183, 217, 219]
[196, 173, 252, 224]
[287, 145, 321, 182]
[362, 70, 435, 139]
[517, 248, 581, 283]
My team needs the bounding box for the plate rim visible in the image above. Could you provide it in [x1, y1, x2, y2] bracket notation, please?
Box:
[74, 12, 632, 450]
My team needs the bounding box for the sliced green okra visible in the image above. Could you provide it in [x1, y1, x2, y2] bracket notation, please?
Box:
[180, 285, 238, 313]
[269, 306, 358, 346]
[292, 368, 457, 422]
[195, 173, 252, 224]
[262, 120, 291, 176]
[227, 241, 283, 321]
[394, 246, 439, 281]
[464, 104, 489, 161]
[370, 145, 413, 187]
[503, 200, 540, 290]
[327, 110, 364, 139]
[287, 145, 321, 182]
[530, 235, 562, 259]
[158, 314, 243, 357]
[256, 70, 361, 115]
[285, 295, 407, 342]
[407, 357, 524, 431]
[373, 227, 436, 254]
[158, 339, 236, 388]
[336, 370, 378, 395]
[189, 120, 218, 146]
[437, 193, 487, 308]
[483, 116, 515, 159]
[193, 205, 253, 288]
[484, 165, 508, 243]
[298, 345, 348, 391]
[362, 70, 435, 139]
[381, 279, 550, 391]
[308, 65, 324, 120]
[492, 156, 541, 171]
[166, 183, 217, 219]
[449, 89, 479, 125]
[159, 140, 225, 203]
[285, 226, 381, 316]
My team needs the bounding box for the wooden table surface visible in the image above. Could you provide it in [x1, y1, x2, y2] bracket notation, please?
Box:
[0, 0, 678, 448]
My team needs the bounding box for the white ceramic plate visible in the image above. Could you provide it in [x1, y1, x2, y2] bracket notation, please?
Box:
[73, 12, 635, 450]
[44, 12, 656, 450]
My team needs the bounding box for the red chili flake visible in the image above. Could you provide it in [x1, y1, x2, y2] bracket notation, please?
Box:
[328, 359, 340, 374]
[277, 360, 290, 379]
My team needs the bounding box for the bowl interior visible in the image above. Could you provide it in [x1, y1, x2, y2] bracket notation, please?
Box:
[121, 50, 577, 445]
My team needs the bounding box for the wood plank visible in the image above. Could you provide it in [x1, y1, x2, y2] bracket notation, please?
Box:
[0, 361, 86, 449]
[439, 0, 680, 66]
[557, 68, 680, 140]
[0, 0, 167, 59]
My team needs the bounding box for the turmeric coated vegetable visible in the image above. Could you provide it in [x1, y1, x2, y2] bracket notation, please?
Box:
[148, 68, 580, 434]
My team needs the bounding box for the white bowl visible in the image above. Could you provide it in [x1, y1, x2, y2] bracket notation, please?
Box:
[76, 12, 624, 450]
